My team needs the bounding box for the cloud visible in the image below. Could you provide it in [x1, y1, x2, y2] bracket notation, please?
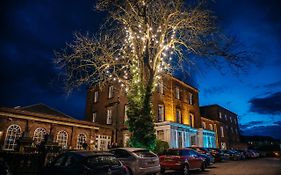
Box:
[241, 123, 281, 140]
[249, 92, 281, 115]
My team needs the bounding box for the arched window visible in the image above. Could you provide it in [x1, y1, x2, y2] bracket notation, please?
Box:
[77, 133, 86, 149]
[33, 128, 47, 144]
[56, 131, 68, 149]
[3, 124, 21, 150]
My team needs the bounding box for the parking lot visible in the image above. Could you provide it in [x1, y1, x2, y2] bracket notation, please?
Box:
[163, 157, 281, 175]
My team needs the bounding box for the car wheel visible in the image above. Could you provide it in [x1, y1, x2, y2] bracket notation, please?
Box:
[200, 162, 205, 172]
[182, 164, 190, 175]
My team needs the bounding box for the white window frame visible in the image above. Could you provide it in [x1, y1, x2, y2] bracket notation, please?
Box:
[202, 122, 206, 129]
[94, 91, 98, 103]
[92, 112, 97, 122]
[158, 104, 164, 122]
[175, 87, 180, 99]
[56, 130, 68, 149]
[33, 127, 47, 145]
[108, 85, 114, 98]
[220, 126, 224, 137]
[209, 124, 213, 130]
[107, 108, 113, 124]
[176, 108, 181, 123]
[77, 133, 87, 149]
[189, 114, 194, 127]
[188, 92, 193, 105]
[124, 105, 128, 122]
[3, 124, 21, 150]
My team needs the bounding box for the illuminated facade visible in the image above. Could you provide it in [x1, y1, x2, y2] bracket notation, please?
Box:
[0, 104, 113, 151]
[86, 75, 217, 148]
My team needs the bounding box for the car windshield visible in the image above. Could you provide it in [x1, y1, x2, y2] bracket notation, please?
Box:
[84, 155, 121, 168]
[133, 150, 156, 158]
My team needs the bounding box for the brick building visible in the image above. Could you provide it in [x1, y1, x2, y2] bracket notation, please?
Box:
[0, 104, 113, 151]
[200, 105, 240, 149]
[86, 74, 216, 148]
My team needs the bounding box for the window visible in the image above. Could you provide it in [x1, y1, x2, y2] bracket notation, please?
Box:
[124, 105, 128, 122]
[3, 124, 21, 150]
[56, 131, 68, 149]
[202, 122, 206, 129]
[175, 87, 180, 99]
[77, 133, 86, 149]
[188, 92, 193, 105]
[189, 114, 194, 127]
[209, 124, 213, 131]
[158, 104, 164, 122]
[224, 114, 227, 120]
[108, 85, 114, 98]
[231, 127, 234, 133]
[157, 130, 164, 141]
[219, 112, 222, 119]
[220, 126, 224, 137]
[92, 112, 97, 122]
[229, 116, 232, 123]
[176, 108, 181, 123]
[107, 108, 113, 124]
[33, 128, 47, 145]
[94, 91, 98, 103]
[158, 80, 164, 94]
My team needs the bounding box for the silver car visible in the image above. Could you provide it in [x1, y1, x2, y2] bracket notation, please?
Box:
[110, 148, 160, 175]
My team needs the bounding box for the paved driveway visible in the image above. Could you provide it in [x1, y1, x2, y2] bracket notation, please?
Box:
[163, 158, 281, 175]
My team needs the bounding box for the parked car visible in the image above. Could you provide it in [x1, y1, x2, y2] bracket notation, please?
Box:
[0, 158, 11, 175]
[205, 148, 223, 162]
[109, 148, 160, 175]
[40, 151, 129, 175]
[188, 147, 215, 166]
[159, 148, 206, 175]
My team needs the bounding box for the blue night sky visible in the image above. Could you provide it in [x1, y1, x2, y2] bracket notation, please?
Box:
[1, 0, 281, 140]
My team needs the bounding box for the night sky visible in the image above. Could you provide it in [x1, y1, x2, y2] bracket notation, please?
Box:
[1, 0, 281, 140]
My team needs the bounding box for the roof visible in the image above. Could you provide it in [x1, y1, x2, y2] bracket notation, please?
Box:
[18, 103, 74, 119]
[200, 104, 237, 116]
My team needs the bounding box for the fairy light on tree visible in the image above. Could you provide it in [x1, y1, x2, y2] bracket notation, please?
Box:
[55, 0, 247, 149]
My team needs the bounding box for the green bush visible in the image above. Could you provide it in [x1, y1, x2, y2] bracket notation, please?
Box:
[153, 139, 169, 155]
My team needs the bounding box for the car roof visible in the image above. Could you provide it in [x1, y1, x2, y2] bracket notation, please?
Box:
[111, 147, 149, 152]
[167, 148, 192, 151]
[65, 151, 114, 158]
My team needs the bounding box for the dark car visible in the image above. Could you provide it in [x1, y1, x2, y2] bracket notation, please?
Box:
[0, 158, 11, 175]
[159, 148, 206, 175]
[110, 148, 160, 175]
[188, 147, 215, 166]
[40, 151, 129, 175]
[205, 148, 223, 162]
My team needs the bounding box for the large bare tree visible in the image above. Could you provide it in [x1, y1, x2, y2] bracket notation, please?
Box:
[56, 0, 246, 149]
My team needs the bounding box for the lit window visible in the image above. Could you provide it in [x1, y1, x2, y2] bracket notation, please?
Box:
[124, 105, 128, 122]
[107, 108, 112, 124]
[77, 133, 86, 149]
[202, 122, 206, 129]
[157, 130, 164, 141]
[33, 128, 47, 145]
[158, 104, 165, 122]
[158, 80, 164, 94]
[108, 85, 114, 98]
[188, 92, 193, 105]
[175, 87, 180, 99]
[176, 109, 181, 123]
[3, 124, 21, 150]
[220, 126, 224, 137]
[94, 91, 98, 103]
[56, 131, 68, 149]
[219, 112, 222, 119]
[189, 114, 194, 127]
[92, 112, 97, 122]
[209, 124, 213, 130]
